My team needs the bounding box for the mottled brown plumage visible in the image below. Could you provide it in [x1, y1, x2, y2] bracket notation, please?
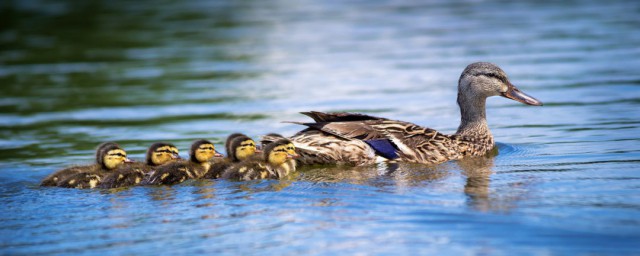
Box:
[289, 62, 542, 166]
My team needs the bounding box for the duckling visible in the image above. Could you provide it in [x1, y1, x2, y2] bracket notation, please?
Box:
[144, 139, 221, 185]
[222, 138, 298, 181]
[261, 133, 297, 172]
[98, 142, 181, 189]
[287, 62, 543, 166]
[202, 134, 259, 179]
[41, 142, 128, 187]
[56, 143, 133, 189]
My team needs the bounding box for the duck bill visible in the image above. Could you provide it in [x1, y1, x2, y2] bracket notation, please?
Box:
[171, 153, 182, 160]
[286, 153, 300, 159]
[214, 151, 224, 158]
[501, 83, 543, 106]
[124, 158, 135, 163]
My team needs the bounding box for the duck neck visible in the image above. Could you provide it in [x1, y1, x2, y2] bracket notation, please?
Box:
[455, 94, 492, 139]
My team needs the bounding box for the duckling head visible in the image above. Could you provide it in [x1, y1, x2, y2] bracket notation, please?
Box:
[97, 143, 132, 170]
[264, 139, 299, 166]
[95, 142, 120, 165]
[190, 139, 222, 163]
[284, 141, 297, 157]
[458, 62, 542, 107]
[225, 133, 249, 158]
[230, 136, 258, 161]
[147, 142, 180, 166]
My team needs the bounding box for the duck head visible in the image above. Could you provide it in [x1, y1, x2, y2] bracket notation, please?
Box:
[189, 139, 222, 163]
[458, 62, 542, 106]
[96, 142, 132, 170]
[147, 142, 181, 166]
[264, 139, 299, 166]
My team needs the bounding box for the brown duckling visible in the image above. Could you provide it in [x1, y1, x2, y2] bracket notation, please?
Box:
[54, 143, 133, 189]
[98, 142, 181, 189]
[144, 139, 221, 185]
[203, 134, 259, 179]
[222, 138, 298, 181]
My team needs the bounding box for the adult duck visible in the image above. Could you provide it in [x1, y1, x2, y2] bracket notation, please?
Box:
[289, 62, 543, 166]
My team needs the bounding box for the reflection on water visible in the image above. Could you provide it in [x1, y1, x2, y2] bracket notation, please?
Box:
[2, 0, 640, 254]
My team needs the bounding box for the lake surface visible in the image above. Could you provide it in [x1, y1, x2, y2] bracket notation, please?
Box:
[2, 0, 640, 254]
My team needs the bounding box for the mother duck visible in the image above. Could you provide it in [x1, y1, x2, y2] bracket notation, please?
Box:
[288, 62, 543, 166]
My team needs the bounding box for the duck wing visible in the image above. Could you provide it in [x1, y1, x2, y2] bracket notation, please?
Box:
[292, 112, 458, 163]
[300, 111, 384, 122]
[369, 120, 460, 163]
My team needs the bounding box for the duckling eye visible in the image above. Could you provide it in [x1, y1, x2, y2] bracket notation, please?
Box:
[157, 149, 173, 154]
[199, 146, 215, 151]
[110, 153, 126, 157]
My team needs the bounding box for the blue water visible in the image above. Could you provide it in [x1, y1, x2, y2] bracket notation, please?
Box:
[2, 0, 640, 254]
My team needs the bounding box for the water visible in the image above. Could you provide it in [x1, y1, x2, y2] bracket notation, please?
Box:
[2, 0, 640, 254]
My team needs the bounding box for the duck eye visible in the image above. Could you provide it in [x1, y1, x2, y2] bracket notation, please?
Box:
[481, 73, 505, 83]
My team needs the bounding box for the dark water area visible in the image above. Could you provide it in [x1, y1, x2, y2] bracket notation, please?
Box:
[2, 0, 640, 254]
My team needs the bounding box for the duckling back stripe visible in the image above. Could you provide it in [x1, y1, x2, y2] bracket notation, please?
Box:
[364, 139, 399, 160]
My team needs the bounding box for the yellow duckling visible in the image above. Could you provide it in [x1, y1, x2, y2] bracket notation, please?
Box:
[261, 133, 297, 173]
[203, 134, 259, 179]
[98, 142, 180, 189]
[144, 139, 221, 185]
[41, 142, 133, 189]
[222, 138, 298, 181]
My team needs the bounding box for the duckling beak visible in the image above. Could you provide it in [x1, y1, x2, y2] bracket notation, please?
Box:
[124, 158, 135, 163]
[214, 151, 224, 158]
[286, 153, 300, 159]
[501, 83, 543, 106]
[171, 153, 182, 160]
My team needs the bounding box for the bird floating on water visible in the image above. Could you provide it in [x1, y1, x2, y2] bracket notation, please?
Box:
[288, 62, 543, 166]
[41, 142, 133, 188]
